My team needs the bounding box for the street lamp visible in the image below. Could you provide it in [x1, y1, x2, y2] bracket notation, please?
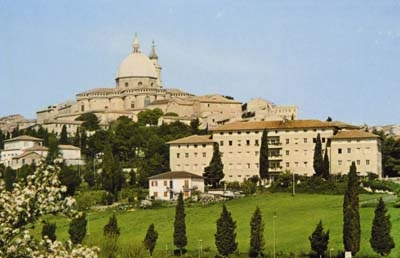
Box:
[292, 172, 296, 196]
[273, 212, 277, 258]
[198, 239, 203, 258]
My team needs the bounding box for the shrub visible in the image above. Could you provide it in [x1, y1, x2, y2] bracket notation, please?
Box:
[41, 221, 57, 241]
[104, 214, 120, 237]
[69, 213, 87, 244]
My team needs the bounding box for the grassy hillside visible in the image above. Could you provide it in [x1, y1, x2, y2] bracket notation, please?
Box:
[36, 193, 400, 257]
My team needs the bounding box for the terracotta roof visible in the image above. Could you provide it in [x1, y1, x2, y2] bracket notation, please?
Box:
[189, 94, 242, 104]
[4, 135, 43, 142]
[13, 151, 44, 160]
[330, 130, 380, 140]
[149, 171, 203, 180]
[167, 135, 214, 144]
[211, 119, 353, 131]
[77, 88, 117, 95]
[59, 144, 81, 150]
[25, 146, 48, 151]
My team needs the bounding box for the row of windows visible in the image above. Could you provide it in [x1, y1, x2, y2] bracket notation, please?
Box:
[219, 137, 326, 147]
[177, 144, 208, 148]
[219, 129, 327, 136]
[338, 160, 370, 166]
[152, 191, 189, 198]
[337, 147, 370, 154]
[151, 180, 189, 188]
[176, 152, 207, 158]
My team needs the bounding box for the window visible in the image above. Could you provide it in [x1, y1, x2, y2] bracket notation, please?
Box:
[286, 150, 289, 156]
[220, 141, 224, 146]
[322, 138, 326, 143]
[247, 163, 250, 168]
[356, 160, 360, 165]
[246, 140, 250, 146]
[151, 181, 158, 187]
[202, 152, 206, 158]
[304, 138, 307, 143]
[184, 180, 189, 188]
[366, 160, 370, 165]
[194, 152, 198, 157]
[255, 140, 259, 146]
[338, 160, 342, 166]
[125, 82, 129, 87]
[81, 105, 85, 112]
[184, 191, 189, 197]
[347, 148, 351, 154]
[202, 144, 206, 148]
[144, 96, 151, 107]
[286, 139, 290, 144]
[286, 162, 289, 168]
[153, 192, 158, 198]
[194, 144, 198, 148]
[304, 161, 308, 167]
[177, 153, 180, 158]
[138, 81, 143, 86]
[164, 192, 168, 197]
[229, 140, 233, 146]
[338, 148, 342, 154]
[255, 151, 259, 156]
[164, 180, 168, 186]
[185, 153, 189, 158]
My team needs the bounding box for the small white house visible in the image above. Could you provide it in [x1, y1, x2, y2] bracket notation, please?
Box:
[148, 171, 205, 200]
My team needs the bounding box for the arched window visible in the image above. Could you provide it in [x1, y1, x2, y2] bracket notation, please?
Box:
[131, 102, 135, 109]
[138, 81, 143, 86]
[125, 82, 129, 87]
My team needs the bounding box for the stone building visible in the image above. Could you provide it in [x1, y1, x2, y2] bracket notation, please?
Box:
[168, 119, 382, 182]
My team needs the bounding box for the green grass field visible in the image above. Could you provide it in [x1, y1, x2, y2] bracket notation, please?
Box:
[35, 193, 400, 257]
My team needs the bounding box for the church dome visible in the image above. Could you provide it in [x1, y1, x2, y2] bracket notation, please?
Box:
[116, 33, 157, 79]
[116, 52, 157, 79]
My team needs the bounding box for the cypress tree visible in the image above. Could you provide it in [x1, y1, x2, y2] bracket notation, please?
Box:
[313, 133, 324, 177]
[309, 220, 329, 258]
[203, 143, 224, 188]
[215, 204, 238, 257]
[322, 148, 330, 179]
[69, 213, 87, 244]
[144, 223, 158, 257]
[103, 214, 120, 237]
[59, 125, 69, 144]
[249, 207, 265, 258]
[259, 129, 269, 183]
[173, 192, 187, 256]
[370, 197, 395, 256]
[343, 161, 360, 255]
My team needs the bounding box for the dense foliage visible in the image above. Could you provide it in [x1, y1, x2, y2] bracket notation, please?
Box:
[308, 220, 329, 258]
[249, 207, 265, 258]
[204, 143, 224, 188]
[42, 221, 57, 242]
[173, 192, 187, 255]
[313, 133, 324, 177]
[259, 129, 269, 182]
[372, 129, 400, 177]
[69, 213, 87, 245]
[0, 164, 97, 257]
[104, 214, 120, 237]
[215, 204, 238, 257]
[343, 162, 360, 255]
[370, 197, 395, 256]
[144, 223, 158, 257]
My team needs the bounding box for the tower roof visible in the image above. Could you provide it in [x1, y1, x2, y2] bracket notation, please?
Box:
[149, 40, 158, 59]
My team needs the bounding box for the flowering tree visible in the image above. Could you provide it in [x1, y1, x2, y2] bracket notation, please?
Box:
[0, 163, 98, 257]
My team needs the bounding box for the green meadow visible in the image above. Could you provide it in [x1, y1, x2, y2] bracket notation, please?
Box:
[35, 193, 400, 257]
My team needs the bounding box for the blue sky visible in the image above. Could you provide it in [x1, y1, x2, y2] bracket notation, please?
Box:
[0, 0, 399, 126]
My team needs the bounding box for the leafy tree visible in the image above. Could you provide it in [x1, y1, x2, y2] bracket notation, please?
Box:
[72, 127, 81, 147]
[41, 221, 57, 241]
[370, 197, 395, 256]
[137, 108, 163, 126]
[309, 220, 329, 258]
[249, 207, 265, 258]
[75, 113, 100, 131]
[190, 118, 201, 134]
[313, 133, 324, 177]
[259, 129, 269, 183]
[101, 143, 124, 202]
[322, 148, 330, 179]
[203, 143, 224, 188]
[173, 192, 187, 256]
[59, 125, 69, 144]
[45, 133, 60, 164]
[372, 130, 400, 177]
[143, 223, 158, 257]
[215, 204, 238, 257]
[83, 165, 96, 188]
[343, 161, 360, 255]
[104, 214, 120, 237]
[4, 166, 16, 191]
[69, 213, 87, 245]
[0, 164, 97, 257]
[59, 165, 81, 196]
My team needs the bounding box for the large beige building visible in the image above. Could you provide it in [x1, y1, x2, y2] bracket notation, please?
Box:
[169, 119, 382, 182]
